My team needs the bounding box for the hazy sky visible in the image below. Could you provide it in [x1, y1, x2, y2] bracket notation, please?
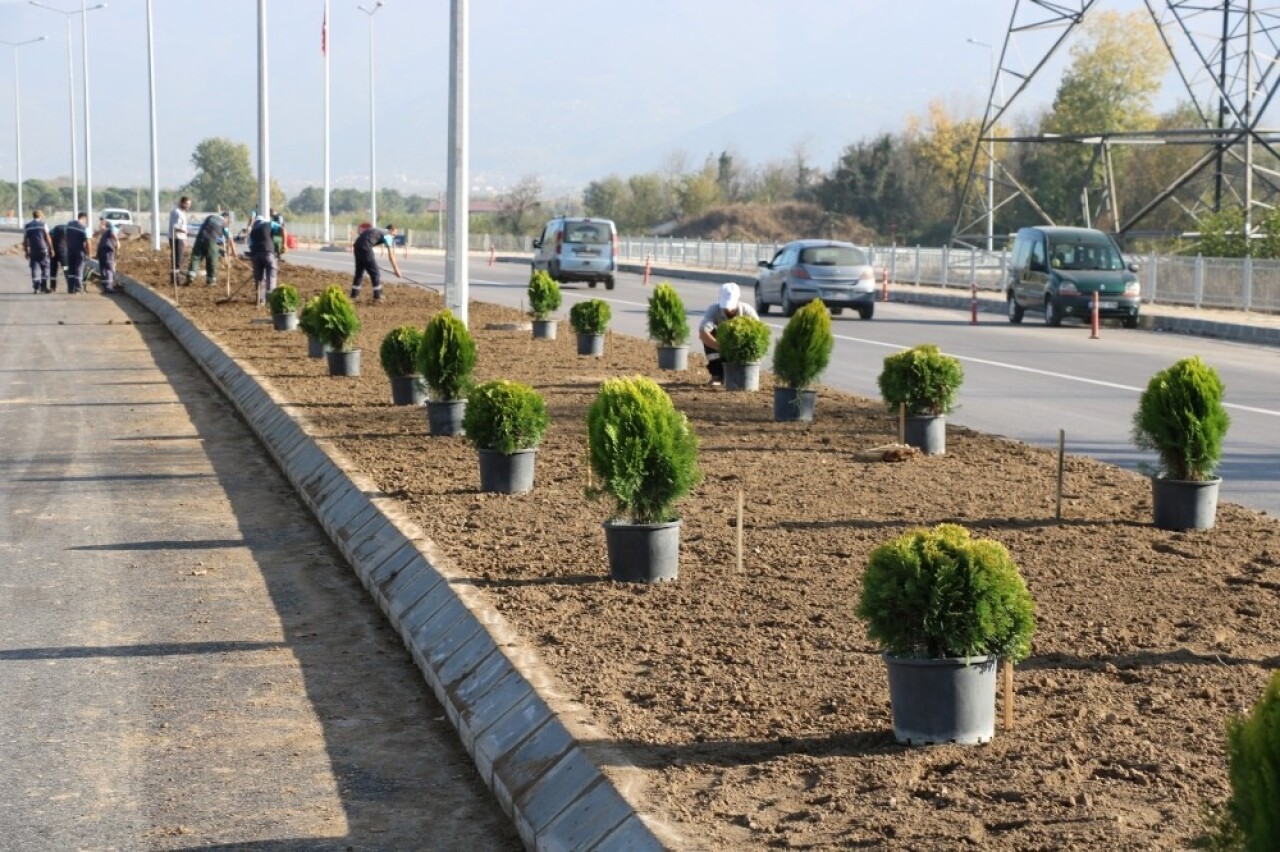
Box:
[0, 0, 1188, 198]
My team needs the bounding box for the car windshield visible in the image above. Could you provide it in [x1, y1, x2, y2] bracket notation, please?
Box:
[104, 211, 129, 221]
[799, 246, 866, 266]
[1048, 240, 1124, 271]
[565, 223, 610, 244]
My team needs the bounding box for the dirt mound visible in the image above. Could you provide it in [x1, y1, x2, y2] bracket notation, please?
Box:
[118, 240, 1278, 850]
[670, 201, 877, 244]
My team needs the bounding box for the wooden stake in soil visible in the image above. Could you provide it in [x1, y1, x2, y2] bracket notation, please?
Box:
[736, 488, 744, 573]
[224, 248, 230, 300]
[1055, 429, 1066, 521]
[1002, 658, 1015, 730]
[898, 403, 906, 444]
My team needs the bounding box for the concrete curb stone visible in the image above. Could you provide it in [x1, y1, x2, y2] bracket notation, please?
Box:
[118, 274, 668, 852]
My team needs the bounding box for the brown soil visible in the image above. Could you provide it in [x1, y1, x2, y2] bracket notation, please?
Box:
[120, 244, 1279, 851]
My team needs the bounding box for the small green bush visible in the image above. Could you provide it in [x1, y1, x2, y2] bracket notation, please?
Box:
[647, 282, 689, 346]
[298, 294, 324, 337]
[856, 524, 1036, 661]
[1221, 670, 1280, 851]
[877, 344, 963, 416]
[527, 270, 562, 320]
[462, 380, 549, 455]
[314, 286, 361, 352]
[267, 283, 300, 314]
[569, 299, 612, 335]
[1132, 356, 1231, 481]
[716, 315, 771, 364]
[379, 325, 424, 377]
[586, 376, 702, 524]
[417, 309, 477, 400]
[773, 298, 834, 389]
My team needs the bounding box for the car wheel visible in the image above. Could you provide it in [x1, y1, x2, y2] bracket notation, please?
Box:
[1007, 294, 1024, 324]
[548, 261, 561, 282]
[588, 281, 597, 288]
[858, 303, 874, 320]
[831, 307, 844, 316]
[754, 284, 770, 315]
[1044, 297, 1062, 327]
[782, 286, 797, 317]
[605, 276, 615, 291]
[1122, 315, 1138, 329]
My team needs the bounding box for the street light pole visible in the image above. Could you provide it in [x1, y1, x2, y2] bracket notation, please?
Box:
[145, 0, 159, 250]
[445, 0, 469, 326]
[257, 0, 270, 221]
[31, 1, 106, 220]
[967, 37, 996, 253]
[1, 36, 48, 222]
[357, 2, 385, 226]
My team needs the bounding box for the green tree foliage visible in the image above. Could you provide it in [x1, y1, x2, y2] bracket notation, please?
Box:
[856, 524, 1036, 661]
[493, 175, 543, 236]
[716, 315, 772, 364]
[379, 324, 424, 377]
[1199, 207, 1249, 258]
[1223, 670, 1280, 851]
[646, 282, 689, 346]
[1132, 356, 1230, 481]
[815, 134, 918, 241]
[462, 380, 549, 454]
[569, 299, 611, 335]
[676, 160, 722, 219]
[583, 176, 627, 222]
[526, 270, 562, 320]
[183, 137, 257, 213]
[418, 309, 476, 398]
[772, 299, 834, 389]
[586, 376, 702, 524]
[878, 344, 964, 416]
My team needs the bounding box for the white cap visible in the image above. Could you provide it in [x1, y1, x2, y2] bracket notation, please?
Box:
[718, 281, 740, 311]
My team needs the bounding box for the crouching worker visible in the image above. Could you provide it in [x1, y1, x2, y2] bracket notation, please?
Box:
[699, 282, 759, 386]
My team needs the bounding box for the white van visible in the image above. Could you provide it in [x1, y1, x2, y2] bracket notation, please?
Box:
[531, 217, 618, 290]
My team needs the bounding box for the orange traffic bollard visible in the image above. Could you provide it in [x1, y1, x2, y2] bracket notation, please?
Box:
[970, 280, 979, 325]
[881, 267, 890, 301]
[1090, 291, 1101, 339]
[488, 245, 496, 266]
[643, 254, 652, 286]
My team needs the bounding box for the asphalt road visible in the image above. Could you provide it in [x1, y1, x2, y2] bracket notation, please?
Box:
[292, 247, 1280, 518]
[0, 247, 520, 850]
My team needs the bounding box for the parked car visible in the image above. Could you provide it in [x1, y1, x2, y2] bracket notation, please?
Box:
[100, 207, 138, 236]
[1006, 226, 1141, 328]
[754, 239, 877, 319]
[531, 216, 617, 290]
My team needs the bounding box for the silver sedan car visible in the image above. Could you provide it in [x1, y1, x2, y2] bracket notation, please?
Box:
[753, 239, 877, 319]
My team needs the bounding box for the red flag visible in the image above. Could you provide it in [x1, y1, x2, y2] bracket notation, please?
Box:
[322, 12, 327, 56]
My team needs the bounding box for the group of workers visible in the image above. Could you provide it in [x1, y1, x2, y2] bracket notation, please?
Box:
[22, 209, 120, 295]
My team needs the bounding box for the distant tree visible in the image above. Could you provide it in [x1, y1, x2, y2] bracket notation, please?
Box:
[717, 150, 747, 203]
[289, 186, 324, 214]
[1198, 206, 1248, 257]
[183, 137, 256, 212]
[99, 188, 130, 209]
[584, 176, 627, 222]
[332, 188, 364, 216]
[494, 175, 543, 235]
[676, 161, 721, 219]
[624, 174, 669, 230]
[816, 134, 914, 240]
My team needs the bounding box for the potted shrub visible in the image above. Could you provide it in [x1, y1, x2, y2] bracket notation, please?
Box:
[527, 270, 562, 340]
[267, 283, 300, 331]
[569, 298, 611, 356]
[314, 285, 363, 377]
[1218, 670, 1280, 850]
[856, 523, 1036, 746]
[772, 298, 834, 422]
[462, 379, 549, 494]
[716, 314, 771, 391]
[379, 325, 426, 406]
[417, 309, 477, 437]
[1131, 356, 1230, 530]
[647, 281, 690, 371]
[877, 343, 963, 454]
[299, 294, 326, 358]
[587, 376, 702, 583]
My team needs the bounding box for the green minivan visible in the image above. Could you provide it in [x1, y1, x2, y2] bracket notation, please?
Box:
[1006, 226, 1141, 328]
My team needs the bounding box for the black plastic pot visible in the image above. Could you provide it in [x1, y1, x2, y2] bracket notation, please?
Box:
[723, 361, 761, 392]
[576, 333, 605, 357]
[271, 311, 298, 331]
[773, 387, 817, 422]
[306, 334, 326, 359]
[531, 319, 557, 340]
[603, 519, 680, 584]
[1151, 476, 1221, 531]
[883, 654, 998, 746]
[904, 415, 946, 455]
[426, 399, 466, 437]
[326, 349, 361, 377]
[389, 375, 426, 406]
[477, 447, 536, 494]
[656, 345, 688, 371]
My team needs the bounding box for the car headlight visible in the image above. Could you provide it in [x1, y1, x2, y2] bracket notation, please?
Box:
[1124, 279, 1141, 295]
[1057, 279, 1079, 296]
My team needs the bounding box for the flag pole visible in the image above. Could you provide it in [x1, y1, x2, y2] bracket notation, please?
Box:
[322, 0, 331, 244]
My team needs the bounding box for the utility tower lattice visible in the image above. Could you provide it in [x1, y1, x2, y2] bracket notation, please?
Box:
[952, 0, 1280, 248]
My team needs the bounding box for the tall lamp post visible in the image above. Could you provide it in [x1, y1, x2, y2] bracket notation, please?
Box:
[967, 37, 996, 253]
[1, 36, 48, 222]
[357, 1, 386, 225]
[31, 1, 106, 222]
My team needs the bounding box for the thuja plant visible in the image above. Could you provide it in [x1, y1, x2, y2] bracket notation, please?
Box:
[314, 286, 361, 352]
[527, 270, 562, 320]
[773, 298, 834, 389]
[298, 294, 324, 338]
[462, 380, 549, 455]
[856, 523, 1036, 661]
[417, 309, 477, 400]
[569, 299, 612, 335]
[379, 325, 424, 377]
[877, 344, 963, 416]
[586, 376, 702, 524]
[1219, 670, 1280, 852]
[647, 282, 689, 346]
[1132, 356, 1230, 481]
[716, 315, 771, 364]
[267, 283, 300, 314]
